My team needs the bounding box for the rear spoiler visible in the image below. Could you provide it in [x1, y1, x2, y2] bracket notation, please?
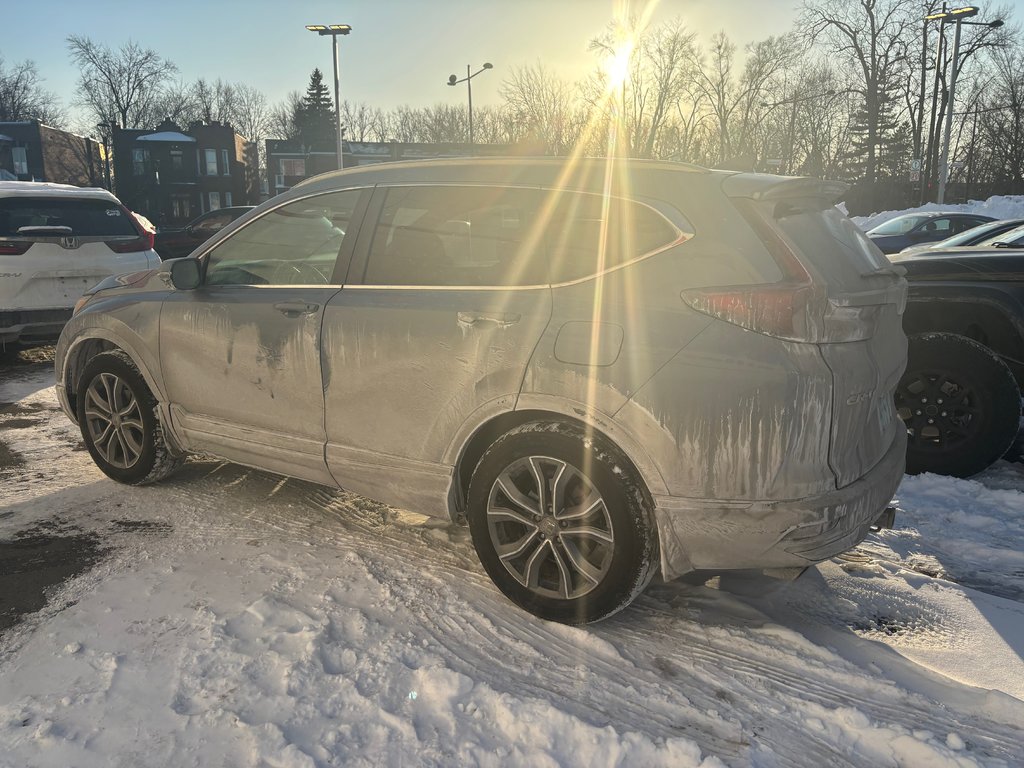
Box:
[721, 175, 850, 204]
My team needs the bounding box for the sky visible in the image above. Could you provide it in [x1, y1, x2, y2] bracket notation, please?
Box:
[6, 0, 799, 130]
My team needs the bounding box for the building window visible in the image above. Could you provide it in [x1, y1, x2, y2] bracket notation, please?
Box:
[170, 149, 183, 171]
[171, 195, 191, 220]
[209, 192, 221, 211]
[12, 147, 28, 175]
[204, 148, 217, 176]
[224, 192, 233, 207]
[220, 149, 230, 176]
[279, 158, 305, 177]
[132, 148, 150, 176]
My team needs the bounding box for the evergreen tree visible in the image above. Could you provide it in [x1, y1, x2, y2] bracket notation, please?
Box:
[295, 68, 336, 149]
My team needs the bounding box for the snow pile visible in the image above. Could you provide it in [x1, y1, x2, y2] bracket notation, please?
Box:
[2, 371, 1024, 767]
[851, 195, 1024, 231]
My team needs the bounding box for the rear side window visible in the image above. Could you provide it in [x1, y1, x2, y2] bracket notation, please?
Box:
[773, 203, 890, 283]
[364, 186, 549, 287]
[544, 190, 681, 284]
[0, 197, 138, 237]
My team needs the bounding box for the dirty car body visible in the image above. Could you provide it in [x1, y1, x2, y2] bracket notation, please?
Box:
[55, 158, 907, 623]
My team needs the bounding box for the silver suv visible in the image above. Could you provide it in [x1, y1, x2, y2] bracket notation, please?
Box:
[55, 158, 907, 623]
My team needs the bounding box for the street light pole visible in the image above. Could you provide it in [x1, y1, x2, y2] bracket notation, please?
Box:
[936, 10, 967, 204]
[928, 6, 1003, 204]
[447, 63, 493, 150]
[306, 24, 352, 171]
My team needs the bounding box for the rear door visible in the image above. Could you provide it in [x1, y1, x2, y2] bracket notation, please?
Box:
[769, 201, 908, 486]
[321, 184, 552, 514]
[0, 195, 153, 312]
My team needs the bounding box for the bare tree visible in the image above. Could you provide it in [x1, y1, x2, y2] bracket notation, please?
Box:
[800, 0, 914, 185]
[0, 57, 64, 126]
[268, 90, 303, 141]
[500, 63, 581, 154]
[67, 36, 177, 129]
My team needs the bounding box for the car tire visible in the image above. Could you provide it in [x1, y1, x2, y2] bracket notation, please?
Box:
[76, 350, 184, 485]
[467, 421, 657, 624]
[897, 333, 1021, 477]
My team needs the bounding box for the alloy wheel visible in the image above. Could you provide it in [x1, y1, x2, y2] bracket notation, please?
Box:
[896, 369, 983, 454]
[83, 372, 146, 469]
[486, 455, 615, 600]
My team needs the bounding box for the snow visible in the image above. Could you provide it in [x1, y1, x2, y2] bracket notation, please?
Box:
[137, 131, 197, 143]
[2, 368, 1024, 767]
[850, 194, 1024, 231]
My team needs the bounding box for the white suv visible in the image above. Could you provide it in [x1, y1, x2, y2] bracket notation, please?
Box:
[0, 181, 159, 351]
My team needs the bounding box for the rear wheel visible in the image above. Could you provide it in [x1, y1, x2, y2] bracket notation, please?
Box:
[467, 422, 657, 624]
[897, 333, 1020, 477]
[77, 351, 184, 485]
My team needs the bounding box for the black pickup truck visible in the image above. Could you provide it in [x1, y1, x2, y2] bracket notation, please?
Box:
[892, 227, 1024, 477]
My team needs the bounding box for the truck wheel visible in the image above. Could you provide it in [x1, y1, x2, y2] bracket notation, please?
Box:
[467, 421, 657, 625]
[897, 333, 1021, 477]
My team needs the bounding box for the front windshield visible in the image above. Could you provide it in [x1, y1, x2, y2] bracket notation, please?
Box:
[868, 214, 934, 236]
[979, 224, 1024, 248]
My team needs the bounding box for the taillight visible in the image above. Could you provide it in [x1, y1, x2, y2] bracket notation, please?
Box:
[681, 200, 822, 341]
[106, 230, 154, 253]
[0, 241, 32, 256]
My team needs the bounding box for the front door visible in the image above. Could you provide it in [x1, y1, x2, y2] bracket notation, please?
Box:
[159, 188, 369, 484]
[321, 184, 553, 515]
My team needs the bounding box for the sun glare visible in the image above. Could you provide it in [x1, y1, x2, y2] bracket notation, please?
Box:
[603, 40, 635, 92]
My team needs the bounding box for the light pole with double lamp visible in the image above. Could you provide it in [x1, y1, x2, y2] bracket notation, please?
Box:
[305, 23, 352, 170]
[447, 63, 493, 150]
[927, 6, 1003, 203]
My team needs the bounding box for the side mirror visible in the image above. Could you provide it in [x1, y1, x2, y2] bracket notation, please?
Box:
[185, 225, 196, 236]
[170, 257, 202, 290]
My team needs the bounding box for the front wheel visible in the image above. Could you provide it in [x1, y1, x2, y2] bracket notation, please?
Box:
[467, 422, 657, 624]
[897, 333, 1021, 477]
[77, 350, 184, 485]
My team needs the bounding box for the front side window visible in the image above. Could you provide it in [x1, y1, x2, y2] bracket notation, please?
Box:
[204, 148, 217, 176]
[194, 211, 232, 233]
[364, 185, 549, 287]
[205, 189, 361, 286]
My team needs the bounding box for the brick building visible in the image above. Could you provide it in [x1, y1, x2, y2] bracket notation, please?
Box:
[112, 119, 257, 227]
[0, 121, 106, 187]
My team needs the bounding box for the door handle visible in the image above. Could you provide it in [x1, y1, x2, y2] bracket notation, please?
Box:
[274, 301, 320, 317]
[457, 311, 521, 327]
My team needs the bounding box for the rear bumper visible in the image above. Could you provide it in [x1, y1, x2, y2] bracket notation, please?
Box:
[0, 308, 74, 346]
[652, 428, 906, 580]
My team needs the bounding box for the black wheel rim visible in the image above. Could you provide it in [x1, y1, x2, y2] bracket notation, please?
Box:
[896, 368, 984, 454]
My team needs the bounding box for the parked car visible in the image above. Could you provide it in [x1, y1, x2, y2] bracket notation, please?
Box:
[897, 217, 1024, 255]
[154, 206, 254, 260]
[865, 211, 995, 254]
[892, 238, 1024, 477]
[55, 159, 907, 624]
[0, 181, 160, 352]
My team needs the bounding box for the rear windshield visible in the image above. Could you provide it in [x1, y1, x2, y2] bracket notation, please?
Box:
[0, 197, 139, 237]
[980, 224, 1024, 247]
[773, 203, 890, 283]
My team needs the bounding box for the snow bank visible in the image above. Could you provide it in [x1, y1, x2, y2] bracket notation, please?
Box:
[851, 195, 1024, 231]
